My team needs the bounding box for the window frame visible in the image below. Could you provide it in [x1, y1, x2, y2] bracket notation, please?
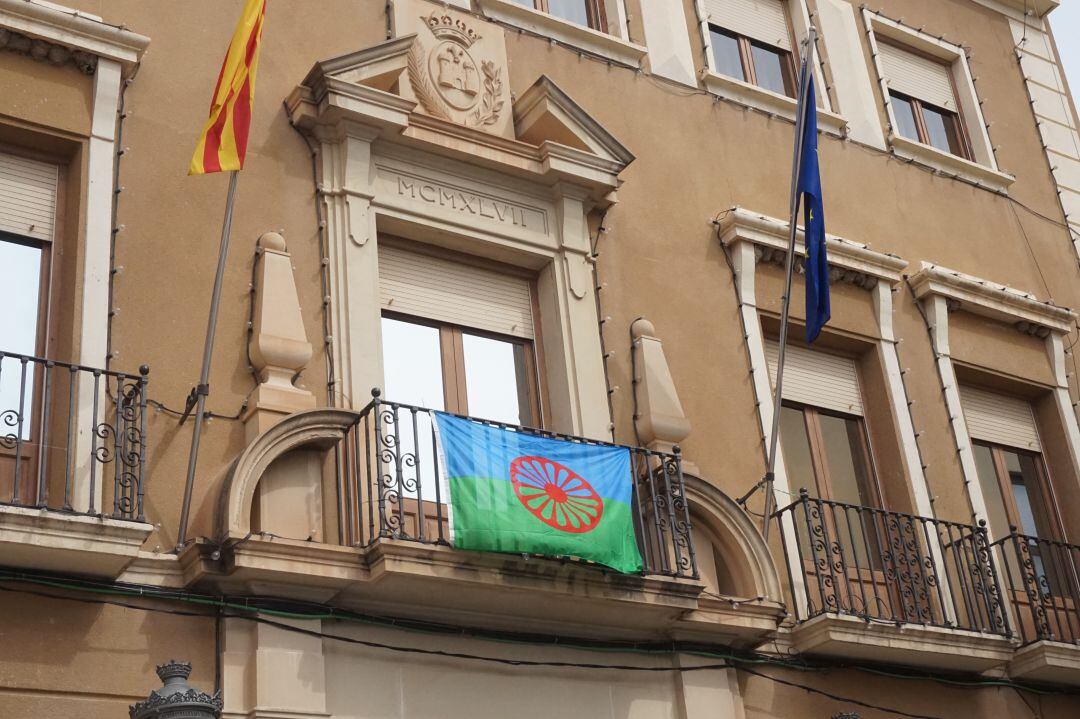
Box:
[707, 24, 797, 98]
[519, 0, 608, 33]
[781, 400, 882, 507]
[974, 441, 1062, 543]
[381, 310, 546, 429]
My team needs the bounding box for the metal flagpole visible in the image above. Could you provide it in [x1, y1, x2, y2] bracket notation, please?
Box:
[761, 28, 816, 542]
[176, 169, 240, 551]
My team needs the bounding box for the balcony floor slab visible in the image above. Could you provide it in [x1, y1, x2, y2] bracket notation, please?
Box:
[0, 505, 151, 578]
[1009, 640, 1080, 686]
[789, 613, 1016, 672]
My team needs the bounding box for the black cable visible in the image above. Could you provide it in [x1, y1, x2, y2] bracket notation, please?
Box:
[738, 665, 946, 719]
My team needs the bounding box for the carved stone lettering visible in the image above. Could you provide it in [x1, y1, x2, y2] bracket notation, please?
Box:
[396, 175, 531, 229]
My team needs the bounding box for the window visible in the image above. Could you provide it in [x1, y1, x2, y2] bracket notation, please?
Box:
[0, 150, 59, 505]
[708, 26, 795, 97]
[889, 91, 968, 158]
[767, 341, 881, 570]
[877, 40, 972, 159]
[512, 0, 607, 32]
[962, 386, 1064, 595]
[378, 242, 542, 427]
[704, 0, 796, 97]
[381, 315, 540, 426]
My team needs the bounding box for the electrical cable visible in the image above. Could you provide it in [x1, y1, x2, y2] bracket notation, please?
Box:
[0, 568, 1069, 699]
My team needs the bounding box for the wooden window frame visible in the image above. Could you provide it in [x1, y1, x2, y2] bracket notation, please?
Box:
[708, 25, 797, 98]
[783, 400, 882, 507]
[525, 0, 608, 33]
[888, 90, 973, 160]
[383, 311, 545, 429]
[975, 441, 1062, 542]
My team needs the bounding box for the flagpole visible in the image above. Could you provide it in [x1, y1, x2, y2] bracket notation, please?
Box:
[762, 28, 816, 542]
[176, 169, 240, 551]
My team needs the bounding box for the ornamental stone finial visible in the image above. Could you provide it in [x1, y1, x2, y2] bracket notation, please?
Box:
[130, 660, 222, 719]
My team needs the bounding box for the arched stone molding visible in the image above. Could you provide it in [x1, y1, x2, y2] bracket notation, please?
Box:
[217, 408, 360, 540]
[683, 474, 782, 602]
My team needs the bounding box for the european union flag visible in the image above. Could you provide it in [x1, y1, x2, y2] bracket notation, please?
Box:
[798, 73, 830, 343]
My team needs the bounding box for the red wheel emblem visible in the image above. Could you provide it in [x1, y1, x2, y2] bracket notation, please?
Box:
[510, 456, 603, 533]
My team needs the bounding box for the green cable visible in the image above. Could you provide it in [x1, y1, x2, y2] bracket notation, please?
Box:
[0, 570, 1066, 696]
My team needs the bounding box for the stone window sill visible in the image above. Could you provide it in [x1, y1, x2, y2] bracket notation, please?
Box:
[889, 134, 1015, 193]
[701, 71, 848, 137]
[477, 0, 646, 68]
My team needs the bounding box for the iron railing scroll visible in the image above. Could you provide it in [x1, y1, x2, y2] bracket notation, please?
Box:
[774, 490, 1010, 636]
[0, 350, 149, 521]
[993, 530, 1080, 645]
[334, 390, 698, 579]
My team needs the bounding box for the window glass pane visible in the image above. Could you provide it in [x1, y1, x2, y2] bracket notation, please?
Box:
[921, 104, 964, 156]
[750, 43, 790, 96]
[381, 317, 444, 502]
[381, 317, 445, 410]
[889, 93, 920, 141]
[972, 443, 1009, 540]
[817, 414, 874, 507]
[709, 28, 746, 82]
[462, 333, 531, 425]
[547, 0, 590, 26]
[0, 239, 43, 441]
[779, 406, 816, 493]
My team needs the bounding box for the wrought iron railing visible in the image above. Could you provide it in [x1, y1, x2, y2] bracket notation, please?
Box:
[993, 531, 1080, 645]
[774, 490, 1010, 635]
[332, 391, 698, 579]
[0, 351, 149, 521]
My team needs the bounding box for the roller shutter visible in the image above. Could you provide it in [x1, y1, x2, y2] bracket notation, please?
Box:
[378, 244, 534, 339]
[704, 0, 792, 51]
[765, 340, 863, 415]
[878, 41, 956, 110]
[960, 386, 1041, 451]
[0, 152, 58, 242]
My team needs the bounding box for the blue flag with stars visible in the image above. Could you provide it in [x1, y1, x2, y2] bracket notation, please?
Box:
[798, 71, 829, 342]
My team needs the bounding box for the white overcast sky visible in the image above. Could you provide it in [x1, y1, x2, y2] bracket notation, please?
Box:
[1050, 3, 1079, 98]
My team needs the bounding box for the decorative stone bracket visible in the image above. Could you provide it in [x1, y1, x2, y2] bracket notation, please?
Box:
[242, 232, 316, 443]
[631, 318, 690, 454]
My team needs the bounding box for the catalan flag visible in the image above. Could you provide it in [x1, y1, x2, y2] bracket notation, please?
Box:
[189, 0, 266, 175]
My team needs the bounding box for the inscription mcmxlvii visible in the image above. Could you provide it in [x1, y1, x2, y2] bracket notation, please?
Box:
[395, 175, 544, 230]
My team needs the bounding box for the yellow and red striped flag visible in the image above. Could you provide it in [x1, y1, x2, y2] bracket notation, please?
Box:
[189, 0, 266, 175]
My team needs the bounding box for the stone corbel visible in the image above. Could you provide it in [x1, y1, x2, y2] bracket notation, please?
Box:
[631, 318, 691, 455]
[243, 232, 317, 443]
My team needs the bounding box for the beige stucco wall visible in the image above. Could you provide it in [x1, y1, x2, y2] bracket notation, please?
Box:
[2, 0, 1080, 716]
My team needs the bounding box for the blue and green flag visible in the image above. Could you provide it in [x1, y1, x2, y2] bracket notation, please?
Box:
[434, 412, 643, 573]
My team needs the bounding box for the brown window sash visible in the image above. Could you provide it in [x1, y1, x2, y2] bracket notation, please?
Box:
[531, 0, 608, 33]
[890, 91, 974, 160]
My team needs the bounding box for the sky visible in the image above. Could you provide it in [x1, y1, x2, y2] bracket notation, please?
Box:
[1050, 2, 1080, 98]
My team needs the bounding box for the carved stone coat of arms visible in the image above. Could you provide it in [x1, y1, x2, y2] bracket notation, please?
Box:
[408, 13, 507, 131]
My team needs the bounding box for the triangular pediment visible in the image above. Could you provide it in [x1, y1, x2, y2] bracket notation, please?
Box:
[513, 75, 634, 166]
[303, 34, 415, 95]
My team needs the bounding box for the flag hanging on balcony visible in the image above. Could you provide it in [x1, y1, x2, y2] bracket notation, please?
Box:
[434, 413, 643, 574]
[189, 0, 266, 175]
[798, 71, 830, 342]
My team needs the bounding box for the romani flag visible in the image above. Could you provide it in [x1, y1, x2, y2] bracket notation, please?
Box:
[189, 0, 266, 175]
[434, 413, 643, 574]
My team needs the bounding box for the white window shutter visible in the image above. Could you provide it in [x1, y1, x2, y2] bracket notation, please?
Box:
[378, 244, 534, 339]
[765, 340, 864, 415]
[704, 0, 793, 51]
[960, 386, 1041, 451]
[0, 152, 58, 242]
[878, 41, 956, 110]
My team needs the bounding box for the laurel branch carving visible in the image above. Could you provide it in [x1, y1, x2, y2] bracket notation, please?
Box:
[474, 60, 504, 127]
[407, 41, 450, 121]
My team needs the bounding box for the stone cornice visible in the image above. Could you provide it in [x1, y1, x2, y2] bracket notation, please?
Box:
[287, 63, 630, 198]
[0, 0, 148, 74]
[908, 262, 1076, 335]
[718, 206, 909, 288]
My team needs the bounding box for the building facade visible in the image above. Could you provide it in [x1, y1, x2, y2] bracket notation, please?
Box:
[1, 0, 1079, 716]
